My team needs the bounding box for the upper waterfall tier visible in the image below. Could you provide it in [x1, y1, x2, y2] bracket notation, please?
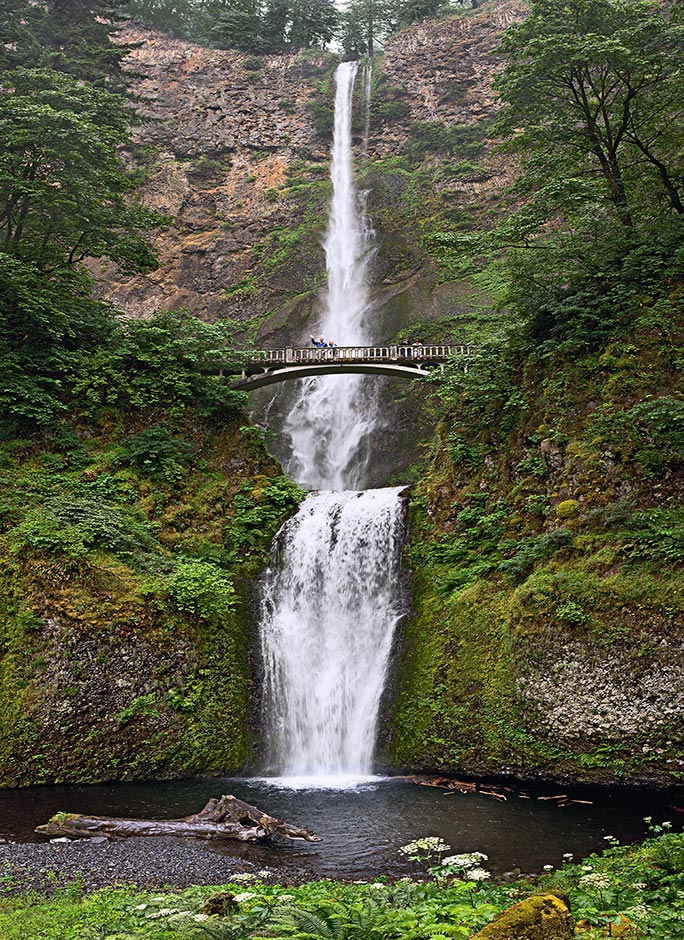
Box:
[282, 60, 379, 491]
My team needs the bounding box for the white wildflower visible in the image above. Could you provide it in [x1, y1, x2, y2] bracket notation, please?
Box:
[398, 836, 451, 856]
[133, 903, 147, 910]
[465, 868, 491, 882]
[193, 913, 210, 922]
[623, 905, 649, 922]
[543, 865, 554, 871]
[277, 894, 296, 903]
[579, 873, 612, 890]
[442, 852, 488, 869]
[562, 853, 574, 859]
[233, 892, 256, 903]
[258, 869, 271, 878]
[630, 882, 647, 890]
[663, 821, 673, 829]
[230, 872, 258, 883]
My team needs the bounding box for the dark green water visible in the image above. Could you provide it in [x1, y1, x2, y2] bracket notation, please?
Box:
[1, 776, 680, 879]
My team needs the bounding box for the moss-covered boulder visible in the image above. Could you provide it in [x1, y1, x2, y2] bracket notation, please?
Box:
[471, 894, 573, 940]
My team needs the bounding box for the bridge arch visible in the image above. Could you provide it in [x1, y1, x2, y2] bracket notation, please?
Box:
[230, 344, 475, 391]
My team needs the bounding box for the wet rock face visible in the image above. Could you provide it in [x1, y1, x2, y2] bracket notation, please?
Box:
[98, 27, 334, 320]
[97, 2, 526, 332]
[515, 640, 684, 774]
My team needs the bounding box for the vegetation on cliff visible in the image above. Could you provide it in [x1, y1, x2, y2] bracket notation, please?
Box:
[389, 0, 684, 784]
[0, 1, 304, 785]
[113, 0, 459, 55]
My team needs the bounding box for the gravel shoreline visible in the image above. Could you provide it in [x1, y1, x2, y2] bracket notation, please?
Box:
[0, 837, 315, 895]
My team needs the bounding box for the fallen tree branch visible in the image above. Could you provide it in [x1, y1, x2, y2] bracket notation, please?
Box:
[36, 794, 320, 843]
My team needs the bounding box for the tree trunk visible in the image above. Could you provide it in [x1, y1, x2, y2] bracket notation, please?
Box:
[36, 794, 320, 843]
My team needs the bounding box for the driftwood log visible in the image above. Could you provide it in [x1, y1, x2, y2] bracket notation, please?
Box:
[36, 794, 320, 843]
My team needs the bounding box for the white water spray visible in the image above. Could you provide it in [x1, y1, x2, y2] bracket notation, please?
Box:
[282, 60, 378, 491]
[259, 488, 406, 780]
[259, 63, 405, 785]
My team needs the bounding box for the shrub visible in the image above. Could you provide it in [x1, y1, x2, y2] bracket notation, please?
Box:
[165, 560, 237, 620]
[113, 426, 194, 483]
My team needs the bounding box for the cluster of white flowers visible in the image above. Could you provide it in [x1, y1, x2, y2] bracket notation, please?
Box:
[465, 867, 491, 882]
[276, 894, 296, 903]
[229, 872, 258, 883]
[258, 869, 272, 878]
[441, 852, 488, 869]
[630, 882, 647, 890]
[622, 905, 649, 922]
[146, 907, 179, 919]
[578, 872, 612, 890]
[398, 837, 451, 856]
[233, 892, 256, 904]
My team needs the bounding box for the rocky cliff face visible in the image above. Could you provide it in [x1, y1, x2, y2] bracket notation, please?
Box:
[100, 1, 525, 341]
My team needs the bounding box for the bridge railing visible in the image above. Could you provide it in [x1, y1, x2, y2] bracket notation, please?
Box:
[258, 344, 475, 365]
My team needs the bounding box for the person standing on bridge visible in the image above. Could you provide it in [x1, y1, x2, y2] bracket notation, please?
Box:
[311, 336, 328, 348]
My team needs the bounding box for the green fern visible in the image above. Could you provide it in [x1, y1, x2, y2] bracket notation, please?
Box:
[261, 898, 390, 940]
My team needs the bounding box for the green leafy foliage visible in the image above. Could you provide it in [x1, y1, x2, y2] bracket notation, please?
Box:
[11, 493, 161, 564]
[165, 560, 237, 620]
[2, 833, 684, 939]
[113, 426, 195, 483]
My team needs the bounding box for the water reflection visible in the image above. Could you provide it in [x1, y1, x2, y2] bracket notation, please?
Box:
[0, 776, 678, 879]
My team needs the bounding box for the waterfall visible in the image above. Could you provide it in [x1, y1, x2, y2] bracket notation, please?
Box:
[259, 489, 406, 781]
[282, 60, 378, 491]
[258, 62, 405, 785]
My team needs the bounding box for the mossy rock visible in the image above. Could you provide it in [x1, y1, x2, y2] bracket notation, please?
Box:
[556, 499, 581, 520]
[471, 893, 573, 940]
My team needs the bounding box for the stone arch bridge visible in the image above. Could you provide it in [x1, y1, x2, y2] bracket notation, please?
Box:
[230, 344, 476, 391]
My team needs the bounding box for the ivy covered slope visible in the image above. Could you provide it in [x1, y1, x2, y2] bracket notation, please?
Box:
[0, 315, 303, 787]
[388, 0, 684, 786]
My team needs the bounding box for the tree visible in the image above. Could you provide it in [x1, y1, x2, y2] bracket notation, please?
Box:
[0, 69, 160, 272]
[261, 0, 290, 49]
[496, 0, 684, 229]
[209, 0, 266, 50]
[289, 0, 338, 48]
[0, 0, 163, 430]
[339, 0, 391, 57]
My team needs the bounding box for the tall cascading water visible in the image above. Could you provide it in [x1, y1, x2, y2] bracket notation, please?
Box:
[258, 61, 406, 784]
[282, 60, 378, 491]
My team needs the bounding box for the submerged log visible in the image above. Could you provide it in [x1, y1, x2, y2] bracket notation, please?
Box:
[36, 793, 320, 843]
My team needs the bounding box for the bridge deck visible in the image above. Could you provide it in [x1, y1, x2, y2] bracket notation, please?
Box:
[231, 344, 475, 390]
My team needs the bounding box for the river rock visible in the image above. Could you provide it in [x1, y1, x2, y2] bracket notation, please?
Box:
[470, 893, 573, 940]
